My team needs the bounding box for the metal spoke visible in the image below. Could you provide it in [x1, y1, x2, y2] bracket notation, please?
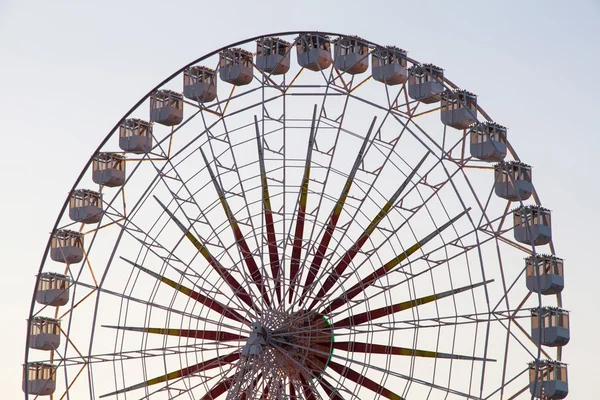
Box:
[307, 151, 430, 310]
[322, 208, 471, 314]
[299, 374, 317, 400]
[327, 360, 405, 400]
[154, 195, 258, 312]
[199, 148, 271, 308]
[317, 375, 345, 400]
[254, 115, 283, 305]
[99, 352, 240, 398]
[102, 325, 246, 342]
[332, 341, 493, 362]
[120, 256, 250, 325]
[272, 333, 479, 399]
[237, 372, 263, 400]
[303, 158, 472, 314]
[299, 116, 377, 306]
[334, 280, 493, 328]
[200, 373, 237, 400]
[288, 104, 318, 303]
[147, 143, 262, 314]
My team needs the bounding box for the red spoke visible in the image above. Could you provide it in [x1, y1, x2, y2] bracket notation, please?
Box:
[200, 149, 270, 308]
[322, 209, 470, 314]
[333, 341, 491, 361]
[308, 152, 429, 310]
[289, 105, 318, 303]
[255, 115, 283, 304]
[300, 374, 317, 400]
[318, 376, 345, 400]
[328, 360, 406, 400]
[100, 352, 240, 398]
[121, 257, 250, 325]
[154, 196, 257, 312]
[289, 380, 296, 399]
[300, 117, 376, 305]
[102, 325, 246, 342]
[333, 280, 492, 328]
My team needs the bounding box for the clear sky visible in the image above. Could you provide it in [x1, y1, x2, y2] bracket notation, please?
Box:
[1, 1, 598, 398]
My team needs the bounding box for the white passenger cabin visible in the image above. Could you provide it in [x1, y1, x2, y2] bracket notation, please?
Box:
[333, 36, 369, 75]
[408, 64, 444, 103]
[372, 46, 408, 86]
[36, 273, 70, 307]
[256, 37, 291, 75]
[219, 48, 253, 86]
[525, 255, 564, 295]
[29, 317, 61, 351]
[513, 206, 552, 246]
[296, 34, 332, 71]
[529, 360, 568, 399]
[119, 118, 153, 154]
[494, 161, 533, 201]
[150, 90, 183, 126]
[50, 229, 83, 264]
[470, 122, 507, 161]
[441, 89, 478, 130]
[531, 307, 570, 347]
[183, 66, 217, 103]
[93, 153, 125, 187]
[69, 189, 102, 224]
[23, 363, 56, 396]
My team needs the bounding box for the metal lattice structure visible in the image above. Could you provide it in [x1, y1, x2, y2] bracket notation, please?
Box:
[24, 31, 569, 400]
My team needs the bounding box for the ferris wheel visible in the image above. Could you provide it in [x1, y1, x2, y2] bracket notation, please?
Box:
[24, 31, 570, 400]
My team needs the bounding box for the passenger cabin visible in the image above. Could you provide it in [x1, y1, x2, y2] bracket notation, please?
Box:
[119, 118, 153, 154]
[23, 363, 56, 396]
[525, 254, 564, 295]
[93, 153, 125, 187]
[256, 37, 291, 75]
[69, 189, 102, 224]
[50, 229, 83, 264]
[513, 206, 552, 246]
[470, 122, 507, 161]
[219, 48, 253, 86]
[296, 33, 332, 71]
[441, 89, 478, 130]
[150, 90, 183, 126]
[494, 161, 533, 201]
[333, 36, 370, 75]
[29, 317, 61, 351]
[408, 64, 444, 103]
[531, 307, 570, 347]
[183, 66, 217, 103]
[372, 46, 408, 85]
[529, 360, 568, 399]
[36, 273, 70, 307]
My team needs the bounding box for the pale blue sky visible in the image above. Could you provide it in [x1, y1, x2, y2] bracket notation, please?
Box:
[1, 1, 598, 398]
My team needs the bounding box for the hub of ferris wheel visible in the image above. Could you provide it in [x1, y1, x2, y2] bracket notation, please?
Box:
[242, 311, 334, 382]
